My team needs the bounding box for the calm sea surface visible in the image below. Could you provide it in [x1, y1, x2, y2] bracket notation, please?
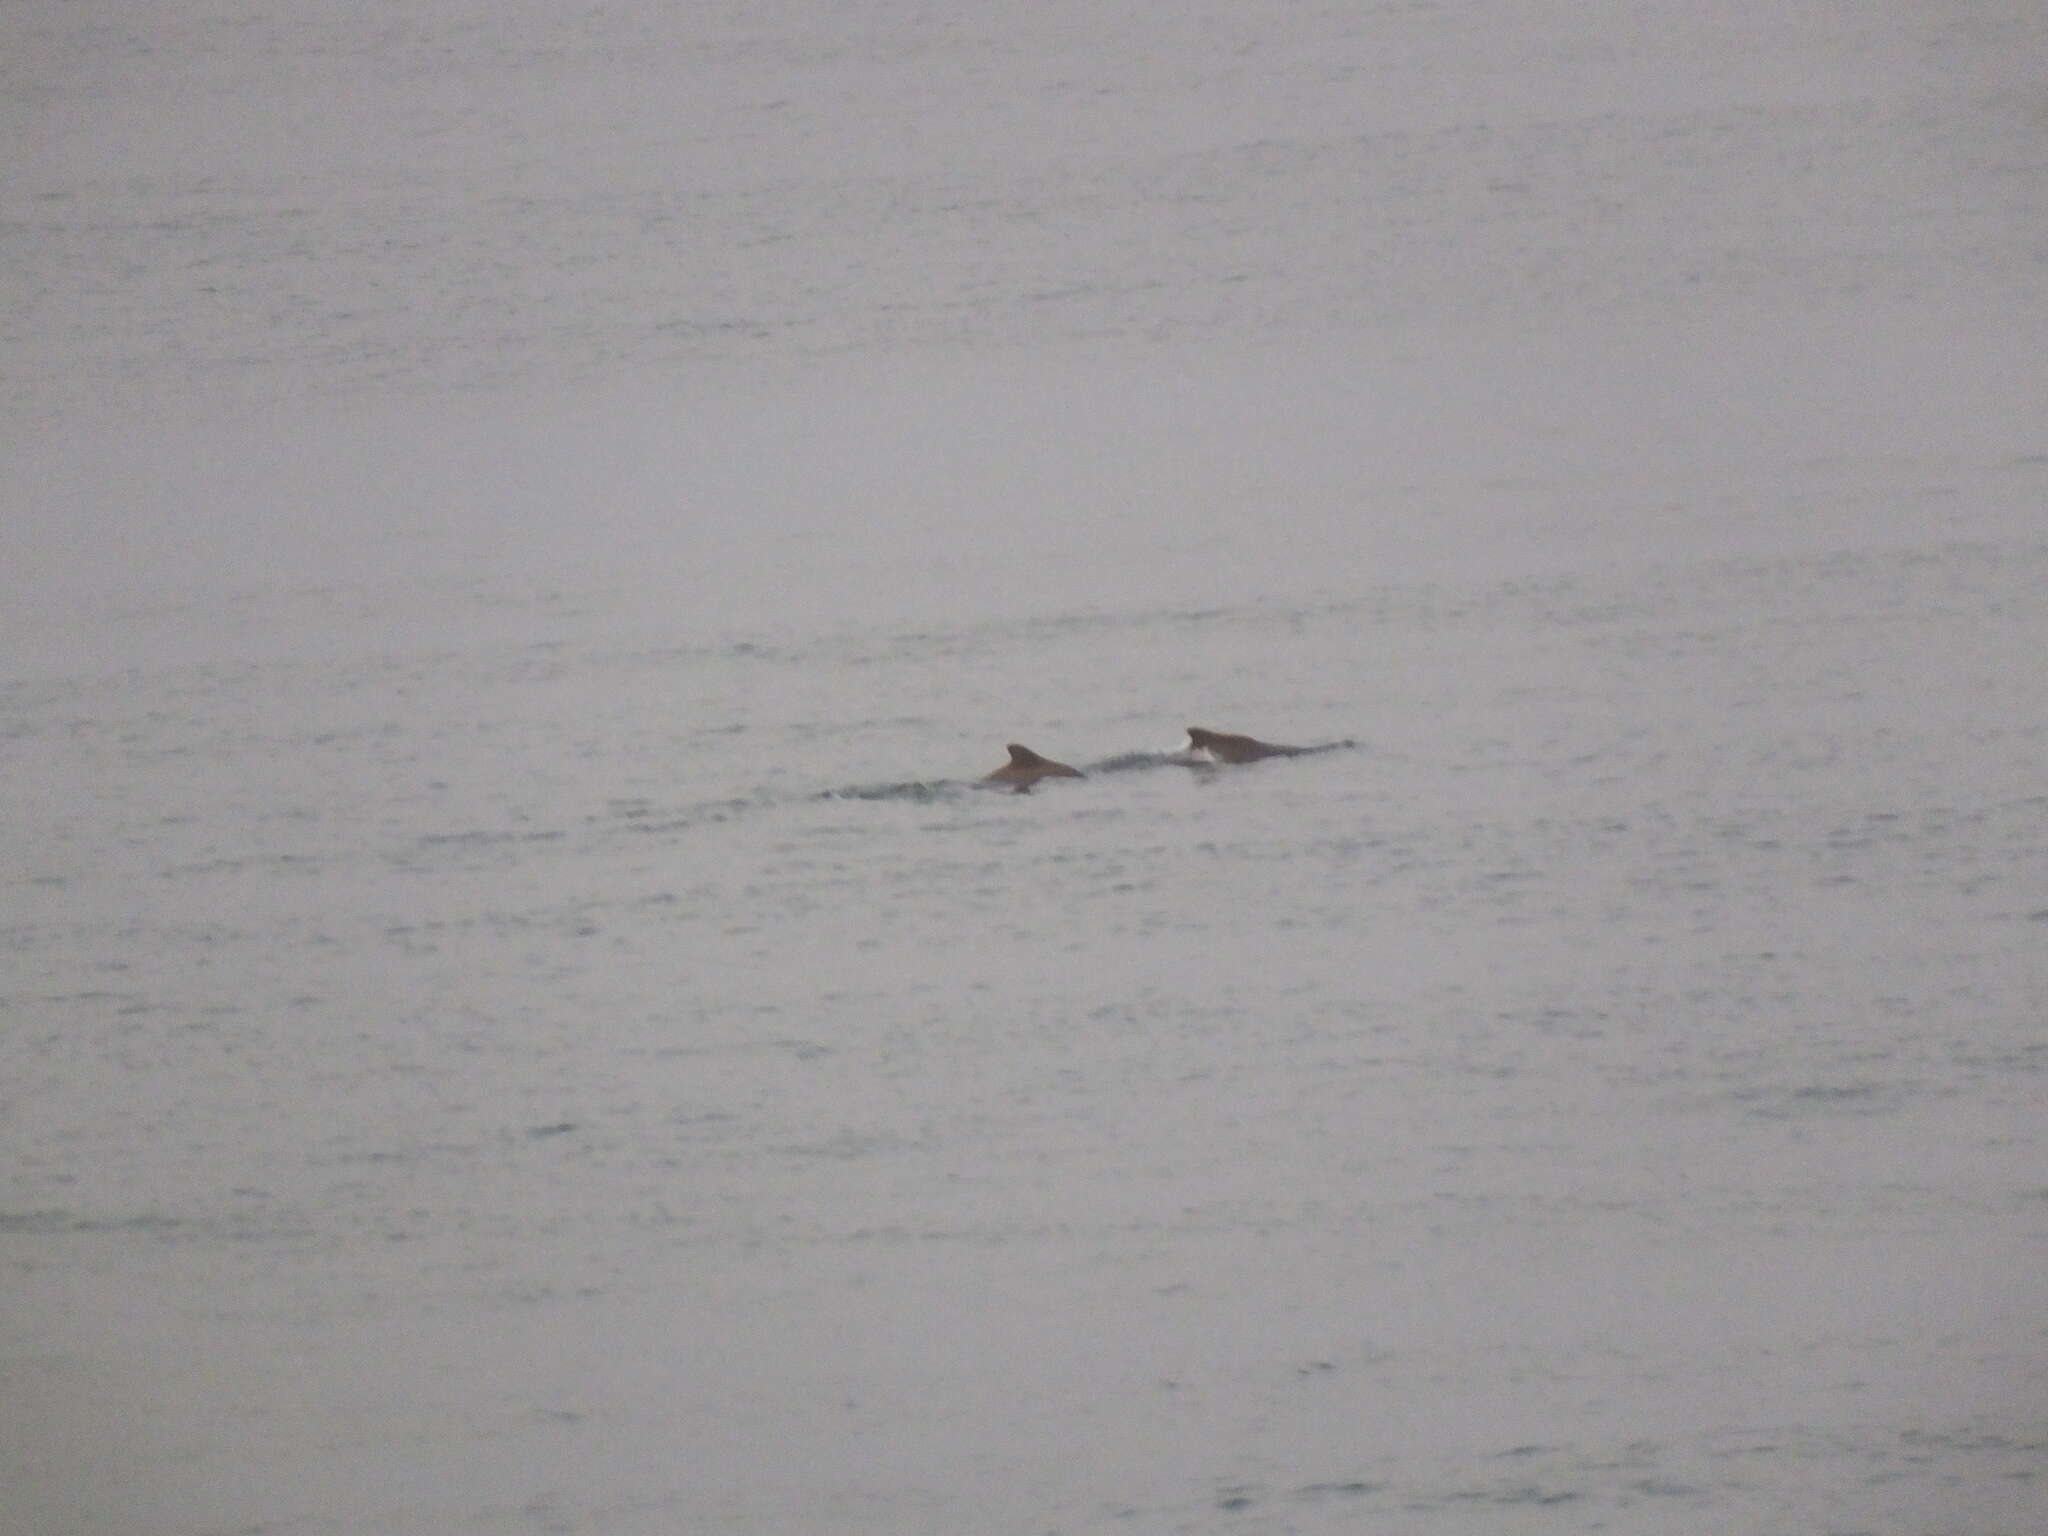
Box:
[5, 2, 2045, 1533]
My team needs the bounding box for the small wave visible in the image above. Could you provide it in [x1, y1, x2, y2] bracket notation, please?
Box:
[1269, 738, 1361, 758]
[1086, 750, 1202, 774]
[611, 796, 759, 831]
[0, 1208, 187, 1237]
[1090, 739, 1359, 772]
[816, 779, 963, 803]
[418, 828, 566, 847]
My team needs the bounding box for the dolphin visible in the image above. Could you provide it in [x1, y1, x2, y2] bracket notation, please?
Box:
[982, 743, 1086, 792]
[1184, 726, 1314, 764]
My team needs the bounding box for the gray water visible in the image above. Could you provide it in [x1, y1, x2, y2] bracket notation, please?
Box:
[5, 3, 2046, 1534]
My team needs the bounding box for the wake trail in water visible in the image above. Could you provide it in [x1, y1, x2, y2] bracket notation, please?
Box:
[591, 738, 1366, 831]
[815, 780, 966, 803]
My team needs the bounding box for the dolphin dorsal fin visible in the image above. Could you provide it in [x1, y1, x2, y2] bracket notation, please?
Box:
[1006, 743, 1044, 766]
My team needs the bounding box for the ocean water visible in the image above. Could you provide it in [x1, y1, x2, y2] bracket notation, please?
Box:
[5, 3, 2046, 1534]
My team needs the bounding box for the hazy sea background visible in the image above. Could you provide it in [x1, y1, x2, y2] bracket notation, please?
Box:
[5, 3, 2046, 1532]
